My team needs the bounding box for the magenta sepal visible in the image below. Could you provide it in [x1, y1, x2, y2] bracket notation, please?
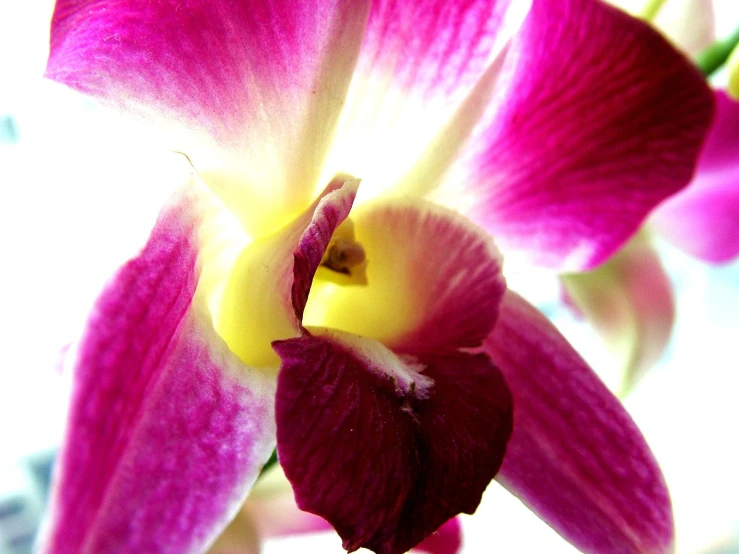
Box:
[485, 291, 674, 554]
[273, 333, 512, 554]
[37, 190, 276, 554]
[457, 0, 714, 271]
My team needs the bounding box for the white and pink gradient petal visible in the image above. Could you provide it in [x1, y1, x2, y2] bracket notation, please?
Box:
[433, 0, 713, 272]
[46, 0, 370, 236]
[485, 291, 674, 554]
[37, 187, 277, 554]
[651, 91, 739, 263]
[562, 236, 675, 395]
[321, 0, 529, 202]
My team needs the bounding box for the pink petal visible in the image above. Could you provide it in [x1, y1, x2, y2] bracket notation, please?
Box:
[562, 236, 675, 394]
[303, 199, 506, 354]
[651, 91, 739, 263]
[38, 189, 276, 554]
[216, 176, 358, 367]
[485, 291, 673, 554]
[440, 0, 714, 271]
[323, 0, 523, 200]
[273, 331, 512, 554]
[47, 0, 369, 235]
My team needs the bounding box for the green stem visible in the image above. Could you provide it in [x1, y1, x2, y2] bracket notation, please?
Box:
[258, 449, 278, 478]
[696, 27, 739, 77]
[640, 0, 668, 21]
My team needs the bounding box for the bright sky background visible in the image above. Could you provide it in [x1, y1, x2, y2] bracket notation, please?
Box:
[0, 1, 738, 553]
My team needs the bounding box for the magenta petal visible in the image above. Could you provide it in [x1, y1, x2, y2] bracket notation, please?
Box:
[273, 333, 512, 554]
[651, 91, 739, 263]
[38, 192, 276, 554]
[485, 291, 673, 554]
[453, 0, 714, 270]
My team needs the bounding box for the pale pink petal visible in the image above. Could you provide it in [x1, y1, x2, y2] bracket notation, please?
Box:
[562, 236, 675, 394]
[303, 199, 506, 354]
[485, 291, 673, 554]
[322, 0, 525, 201]
[436, 0, 714, 271]
[37, 189, 276, 554]
[651, 91, 739, 263]
[216, 176, 358, 367]
[273, 331, 511, 554]
[47, 0, 369, 235]
[654, 0, 716, 58]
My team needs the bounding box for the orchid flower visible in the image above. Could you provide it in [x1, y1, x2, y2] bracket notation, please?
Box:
[37, 0, 714, 553]
[564, 0, 739, 395]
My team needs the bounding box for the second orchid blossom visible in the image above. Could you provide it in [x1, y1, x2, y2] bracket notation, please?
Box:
[39, 0, 714, 553]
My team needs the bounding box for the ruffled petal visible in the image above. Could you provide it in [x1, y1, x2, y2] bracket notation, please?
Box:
[273, 330, 512, 554]
[216, 176, 358, 367]
[37, 188, 276, 554]
[562, 235, 675, 394]
[47, 0, 369, 235]
[435, 0, 714, 271]
[303, 199, 506, 354]
[651, 91, 739, 263]
[485, 291, 673, 554]
[322, 0, 527, 201]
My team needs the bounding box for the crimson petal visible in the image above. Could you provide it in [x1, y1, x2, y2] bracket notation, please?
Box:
[273, 332, 512, 554]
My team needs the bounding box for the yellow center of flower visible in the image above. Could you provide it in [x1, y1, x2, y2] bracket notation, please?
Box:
[322, 238, 366, 275]
[213, 190, 427, 371]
